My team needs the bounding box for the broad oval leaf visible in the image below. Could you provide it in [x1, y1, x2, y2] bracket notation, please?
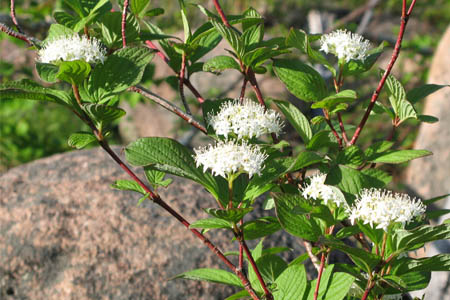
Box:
[202, 55, 241, 74]
[67, 131, 96, 149]
[273, 99, 312, 143]
[172, 268, 243, 287]
[56, 60, 91, 85]
[36, 62, 59, 83]
[273, 264, 307, 300]
[242, 216, 281, 240]
[273, 59, 327, 102]
[189, 218, 232, 230]
[204, 207, 253, 223]
[368, 149, 432, 164]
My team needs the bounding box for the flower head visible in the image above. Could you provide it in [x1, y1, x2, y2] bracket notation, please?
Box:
[301, 173, 346, 208]
[347, 188, 426, 231]
[319, 29, 371, 62]
[207, 98, 283, 140]
[38, 34, 106, 64]
[194, 140, 267, 178]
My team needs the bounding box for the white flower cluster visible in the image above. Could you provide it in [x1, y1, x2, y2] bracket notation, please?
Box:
[301, 173, 346, 208]
[38, 34, 106, 64]
[319, 29, 371, 62]
[207, 98, 283, 139]
[348, 188, 426, 231]
[194, 140, 267, 178]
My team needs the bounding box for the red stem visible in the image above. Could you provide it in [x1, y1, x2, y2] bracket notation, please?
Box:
[98, 142, 260, 299]
[350, 0, 415, 145]
[121, 0, 129, 47]
[178, 53, 192, 115]
[314, 253, 327, 300]
[240, 77, 248, 101]
[10, 0, 23, 34]
[361, 280, 375, 300]
[145, 40, 170, 63]
[0, 22, 34, 46]
[239, 235, 273, 300]
[324, 110, 343, 148]
[144, 41, 205, 103]
[337, 113, 349, 145]
[212, 0, 230, 27]
[128, 86, 207, 134]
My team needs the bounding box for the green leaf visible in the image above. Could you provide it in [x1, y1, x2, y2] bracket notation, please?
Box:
[242, 216, 281, 240]
[189, 218, 232, 230]
[111, 179, 146, 195]
[130, 0, 150, 16]
[273, 99, 312, 143]
[286, 151, 324, 172]
[326, 165, 366, 197]
[426, 209, 450, 220]
[84, 104, 126, 128]
[145, 8, 165, 17]
[321, 237, 381, 272]
[35, 63, 59, 83]
[56, 60, 91, 85]
[125, 137, 221, 199]
[384, 71, 418, 122]
[273, 264, 307, 300]
[67, 131, 96, 149]
[204, 207, 253, 223]
[249, 254, 287, 291]
[225, 290, 249, 300]
[53, 11, 79, 29]
[44, 24, 75, 42]
[273, 59, 327, 102]
[367, 149, 432, 164]
[307, 131, 338, 151]
[423, 194, 450, 206]
[144, 168, 172, 188]
[0, 79, 72, 106]
[407, 84, 449, 104]
[364, 141, 394, 160]
[311, 90, 357, 110]
[336, 145, 365, 168]
[342, 42, 386, 76]
[286, 28, 335, 76]
[395, 254, 450, 274]
[310, 271, 355, 300]
[394, 223, 450, 252]
[99, 12, 140, 48]
[418, 114, 439, 123]
[361, 168, 392, 188]
[211, 19, 244, 58]
[306, 265, 335, 300]
[172, 268, 243, 287]
[389, 271, 431, 292]
[335, 225, 361, 239]
[202, 55, 241, 74]
[88, 46, 154, 102]
[274, 193, 322, 241]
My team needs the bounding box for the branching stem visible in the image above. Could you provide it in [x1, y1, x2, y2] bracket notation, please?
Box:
[122, 0, 129, 47]
[179, 52, 192, 115]
[350, 0, 416, 145]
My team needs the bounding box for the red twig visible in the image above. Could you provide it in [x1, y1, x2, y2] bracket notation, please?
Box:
[212, 0, 230, 27]
[324, 109, 343, 148]
[350, 0, 416, 145]
[238, 234, 273, 300]
[121, 0, 129, 47]
[178, 53, 192, 115]
[361, 279, 375, 300]
[0, 22, 35, 46]
[246, 69, 267, 109]
[337, 113, 349, 145]
[144, 41, 205, 103]
[314, 253, 327, 300]
[239, 77, 248, 101]
[10, 0, 23, 34]
[128, 86, 207, 134]
[98, 142, 260, 300]
[145, 40, 170, 63]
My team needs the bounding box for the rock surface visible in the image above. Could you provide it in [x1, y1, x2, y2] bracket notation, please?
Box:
[405, 26, 450, 300]
[0, 146, 312, 300]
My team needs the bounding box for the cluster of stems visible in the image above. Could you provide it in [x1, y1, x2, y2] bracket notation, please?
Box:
[0, 0, 418, 299]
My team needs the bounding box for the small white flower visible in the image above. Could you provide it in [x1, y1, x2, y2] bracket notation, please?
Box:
[347, 188, 426, 232]
[319, 29, 371, 62]
[301, 173, 346, 208]
[194, 140, 267, 178]
[38, 34, 106, 64]
[207, 98, 284, 140]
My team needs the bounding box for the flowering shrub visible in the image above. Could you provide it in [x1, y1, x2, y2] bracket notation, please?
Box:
[1, 0, 449, 300]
